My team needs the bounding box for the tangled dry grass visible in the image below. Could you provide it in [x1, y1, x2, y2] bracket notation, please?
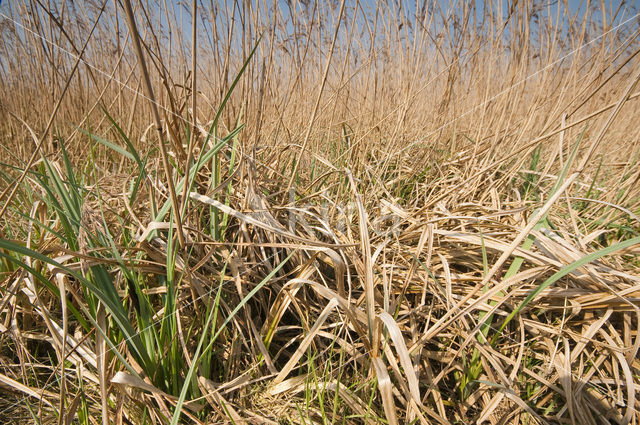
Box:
[0, 1, 639, 424]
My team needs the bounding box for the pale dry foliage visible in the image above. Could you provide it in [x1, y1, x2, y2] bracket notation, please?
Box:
[0, 1, 639, 424]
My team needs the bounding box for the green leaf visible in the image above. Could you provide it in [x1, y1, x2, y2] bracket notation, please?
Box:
[496, 235, 640, 336]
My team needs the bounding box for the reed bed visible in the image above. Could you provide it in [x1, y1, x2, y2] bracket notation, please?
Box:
[0, 1, 639, 424]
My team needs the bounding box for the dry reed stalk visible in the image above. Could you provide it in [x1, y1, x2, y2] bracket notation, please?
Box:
[286, 0, 346, 194]
[0, 1, 639, 424]
[121, 0, 185, 248]
[179, 0, 198, 220]
[0, 0, 108, 221]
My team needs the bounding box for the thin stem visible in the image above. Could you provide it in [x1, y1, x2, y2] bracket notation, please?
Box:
[286, 0, 346, 195]
[180, 0, 198, 219]
[121, 0, 185, 248]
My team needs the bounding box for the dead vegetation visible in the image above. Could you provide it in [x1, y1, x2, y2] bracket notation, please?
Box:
[0, 1, 639, 424]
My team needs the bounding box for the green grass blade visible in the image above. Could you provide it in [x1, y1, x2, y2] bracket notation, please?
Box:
[170, 250, 295, 425]
[496, 235, 640, 337]
[0, 238, 152, 372]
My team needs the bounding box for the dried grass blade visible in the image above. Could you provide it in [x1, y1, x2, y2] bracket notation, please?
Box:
[372, 357, 398, 425]
[64, 391, 83, 425]
[378, 312, 421, 406]
[190, 192, 349, 247]
[497, 235, 640, 336]
[171, 251, 295, 424]
[272, 297, 339, 385]
[478, 381, 549, 424]
[0, 372, 56, 408]
[600, 330, 636, 425]
[121, 0, 185, 248]
[197, 377, 243, 423]
[346, 169, 377, 350]
[111, 372, 204, 412]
